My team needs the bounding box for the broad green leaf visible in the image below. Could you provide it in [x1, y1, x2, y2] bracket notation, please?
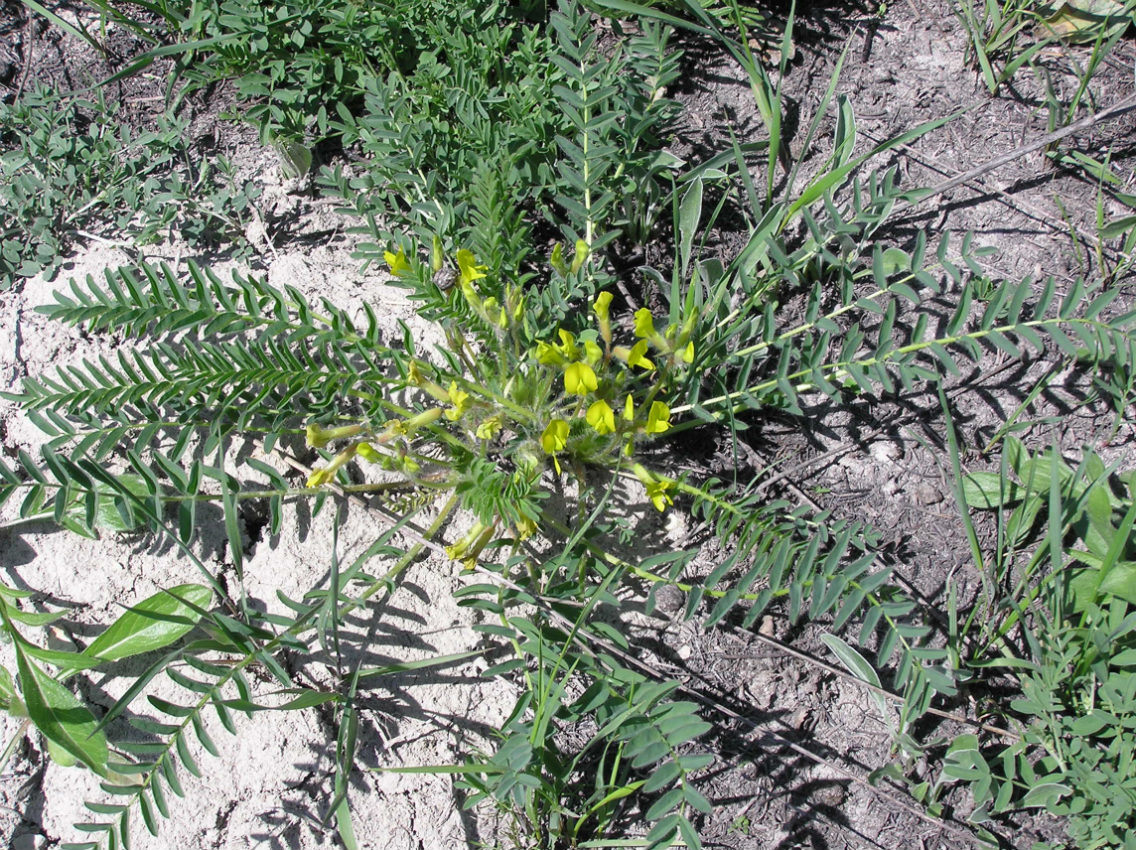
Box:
[0, 583, 34, 601]
[84, 584, 212, 663]
[1069, 712, 1115, 735]
[17, 641, 100, 672]
[678, 177, 703, 278]
[276, 140, 313, 180]
[1081, 479, 1116, 556]
[1044, 0, 1134, 40]
[14, 642, 107, 775]
[2, 607, 65, 628]
[1067, 567, 1100, 614]
[1021, 782, 1071, 808]
[45, 736, 79, 768]
[961, 472, 1023, 508]
[821, 634, 892, 730]
[1100, 214, 1136, 239]
[1099, 561, 1136, 605]
[1018, 453, 1071, 495]
[44, 473, 151, 534]
[1111, 648, 1136, 666]
[0, 664, 20, 714]
[92, 473, 151, 532]
[881, 247, 910, 274]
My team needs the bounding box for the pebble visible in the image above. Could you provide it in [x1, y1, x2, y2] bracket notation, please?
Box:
[869, 441, 901, 464]
[654, 584, 685, 614]
[913, 482, 944, 505]
[811, 783, 847, 808]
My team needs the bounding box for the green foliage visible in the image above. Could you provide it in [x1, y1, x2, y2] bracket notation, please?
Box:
[317, 4, 565, 260]
[5, 236, 705, 843]
[0, 580, 213, 787]
[317, 0, 683, 296]
[1049, 148, 1136, 287]
[0, 85, 262, 289]
[929, 434, 1136, 848]
[549, 4, 683, 248]
[6, 0, 1136, 848]
[951, 0, 1136, 95]
[952, 0, 1054, 92]
[170, 0, 553, 146]
[447, 620, 712, 846]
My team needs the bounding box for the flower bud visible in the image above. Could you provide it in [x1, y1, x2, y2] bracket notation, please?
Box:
[305, 423, 364, 449]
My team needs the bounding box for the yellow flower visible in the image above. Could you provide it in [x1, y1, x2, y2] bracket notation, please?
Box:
[586, 399, 615, 435]
[445, 520, 496, 571]
[514, 516, 538, 541]
[558, 328, 580, 360]
[483, 296, 506, 329]
[570, 239, 590, 274]
[541, 419, 570, 454]
[409, 407, 443, 429]
[593, 291, 613, 323]
[505, 284, 525, 322]
[645, 478, 674, 512]
[306, 468, 333, 488]
[536, 340, 566, 367]
[457, 249, 487, 286]
[583, 340, 603, 366]
[383, 247, 411, 276]
[645, 401, 671, 434]
[306, 444, 358, 487]
[623, 394, 635, 421]
[550, 242, 568, 276]
[306, 423, 330, 448]
[593, 291, 613, 345]
[305, 423, 363, 448]
[680, 341, 694, 363]
[564, 362, 598, 396]
[626, 340, 655, 372]
[633, 308, 656, 339]
[631, 463, 674, 512]
[356, 442, 381, 463]
[536, 328, 581, 366]
[431, 234, 445, 273]
[541, 418, 570, 474]
[445, 381, 471, 421]
[476, 415, 503, 440]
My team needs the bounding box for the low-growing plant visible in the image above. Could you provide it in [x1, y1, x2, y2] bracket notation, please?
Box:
[320, 0, 684, 280]
[923, 432, 1136, 849]
[5, 2, 1136, 849]
[1049, 147, 1136, 287]
[9, 108, 1135, 850]
[952, 0, 1054, 93]
[951, 0, 1136, 98]
[0, 84, 262, 289]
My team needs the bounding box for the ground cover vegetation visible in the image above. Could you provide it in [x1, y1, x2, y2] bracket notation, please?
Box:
[0, 0, 1134, 848]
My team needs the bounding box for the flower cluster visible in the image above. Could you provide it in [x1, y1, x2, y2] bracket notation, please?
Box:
[534, 291, 694, 506]
[305, 245, 697, 582]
